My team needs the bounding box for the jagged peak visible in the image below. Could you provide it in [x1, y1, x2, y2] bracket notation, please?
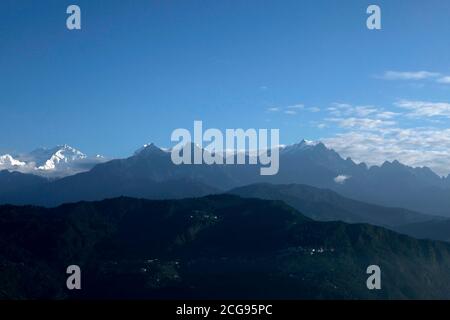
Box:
[134, 143, 168, 156]
[281, 139, 324, 153]
[381, 160, 403, 168]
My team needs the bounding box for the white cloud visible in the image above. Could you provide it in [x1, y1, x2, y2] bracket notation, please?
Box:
[328, 103, 391, 119]
[325, 103, 401, 133]
[308, 107, 321, 113]
[327, 117, 396, 130]
[267, 103, 309, 116]
[437, 76, 450, 84]
[286, 104, 304, 110]
[380, 70, 440, 80]
[395, 99, 450, 118]
[353, 106, 378, 117]
[327, 103, 353, 117]
[334, 175, 351, 184]
[378, 70, 450, 85]
[0, 154, 27, 168]
[376, 111, 400, 119]
[332, 103, 352, 109]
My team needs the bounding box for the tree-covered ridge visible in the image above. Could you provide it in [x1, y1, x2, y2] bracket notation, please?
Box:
[1, 195, 450, 299]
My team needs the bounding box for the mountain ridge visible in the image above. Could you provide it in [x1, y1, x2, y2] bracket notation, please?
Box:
[2, 140, 450, 216]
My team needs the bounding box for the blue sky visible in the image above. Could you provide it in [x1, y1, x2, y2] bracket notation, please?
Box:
[1, 0, 450, 173]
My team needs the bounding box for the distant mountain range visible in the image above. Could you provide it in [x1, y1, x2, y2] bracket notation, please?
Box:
[0, 145, 106, 178]
[1, 140, 450, 218]
[394, 219, 450, 242]
[229, 183, 437, 228]
[2, 195, 450, 299]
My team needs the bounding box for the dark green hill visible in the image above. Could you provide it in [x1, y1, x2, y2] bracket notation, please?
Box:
[1, 195, 450, 299]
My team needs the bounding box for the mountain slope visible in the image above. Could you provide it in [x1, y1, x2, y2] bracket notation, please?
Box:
[229, 183, 435, 227]
[1, 195, 450, 299]
[0, 170, 48, 195]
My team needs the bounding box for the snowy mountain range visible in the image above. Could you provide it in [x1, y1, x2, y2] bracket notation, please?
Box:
[0, 145, 106, 177]
[2, 140, 450, 216]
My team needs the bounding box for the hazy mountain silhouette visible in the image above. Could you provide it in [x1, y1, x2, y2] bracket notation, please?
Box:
[261, 141, 450, 217]
[1, 140, 450, 217]
[394, 219, 450, 242]
[2, 195, 450, 299]
[229, 183, 436, 227]
[0, 170, 48, 195]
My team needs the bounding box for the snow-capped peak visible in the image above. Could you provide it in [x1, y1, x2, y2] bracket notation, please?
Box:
[0, 145, 106, 177]
[281, 139, 322, 154]
[23, 145, 87, 171]
[0, 154, 26, 168]
[302, 139, 319, 146]
[134, 143, 168, 156]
